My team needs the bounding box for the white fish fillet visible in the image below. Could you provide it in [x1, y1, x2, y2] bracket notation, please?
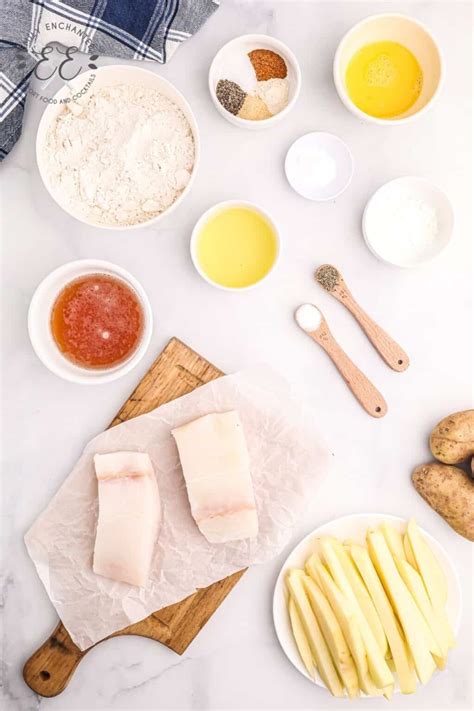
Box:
[172, 411, 258, 543]
[93, 452, 161, 587]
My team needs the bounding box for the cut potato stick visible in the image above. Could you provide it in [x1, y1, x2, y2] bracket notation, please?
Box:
[333, 539, 388, 656]
[349, 543, 417, 694]
[366, 529, 437, 684]
[320, 537, 394, 689]
[286, 570, 344, 697]
[406, 520, 455, 653]
[302, 574, 360, 698]
[404, 534, 417, 569]
[393, 616, 416, 672]
[395, 556, 454, 661]
[288, 596, 317, 679]
[368, 533, 442, 659]
[305, 553, 324, 589]
[380, 523, 407, 562]
[307, 556, 373, 694]
[406, 519, 448, 609]
[368, 546, 443, 666]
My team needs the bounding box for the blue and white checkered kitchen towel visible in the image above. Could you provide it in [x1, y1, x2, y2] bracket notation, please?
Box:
[0, 0, 219, 160]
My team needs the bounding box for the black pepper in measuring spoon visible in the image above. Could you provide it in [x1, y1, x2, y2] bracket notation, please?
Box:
[315, 264, 341, 292]
[216, 79, 246, 116]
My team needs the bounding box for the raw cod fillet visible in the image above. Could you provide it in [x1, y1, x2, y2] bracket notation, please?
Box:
[172, 411, 258, 543]
[93, 452, 161, 587]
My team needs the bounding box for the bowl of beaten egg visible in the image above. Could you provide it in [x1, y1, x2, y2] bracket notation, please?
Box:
[190, 201, 280, 291]
[333, 14, 443, 124]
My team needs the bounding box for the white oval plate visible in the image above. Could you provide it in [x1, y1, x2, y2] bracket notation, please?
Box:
[273, 513, 462, 694]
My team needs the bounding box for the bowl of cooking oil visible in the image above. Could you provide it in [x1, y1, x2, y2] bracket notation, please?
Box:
[190, 201, 280, 291]
[333, 13, 443, 125]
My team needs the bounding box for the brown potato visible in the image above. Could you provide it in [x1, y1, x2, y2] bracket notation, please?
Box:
[430, 410, 474, 464]
[412, 463, 474, 541]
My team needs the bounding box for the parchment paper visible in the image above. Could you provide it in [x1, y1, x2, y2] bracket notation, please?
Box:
[25, 367, 332, 650]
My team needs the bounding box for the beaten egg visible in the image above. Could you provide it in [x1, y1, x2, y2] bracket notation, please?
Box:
[345, 41, 423, 119]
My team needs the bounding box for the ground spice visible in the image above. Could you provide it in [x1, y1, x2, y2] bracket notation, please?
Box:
[248, 49, 287, 81]
[256, 78, 289, 115]
[315, 264, 340, 291]
[238, 94, 272, 120]
[216, 79, 246, 115]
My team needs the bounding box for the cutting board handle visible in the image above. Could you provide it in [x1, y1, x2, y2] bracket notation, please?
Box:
[23, 622, 86, 697]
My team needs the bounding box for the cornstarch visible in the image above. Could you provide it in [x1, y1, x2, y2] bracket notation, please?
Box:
[44, 85, 195, 226]
[367, 192, 439, 264]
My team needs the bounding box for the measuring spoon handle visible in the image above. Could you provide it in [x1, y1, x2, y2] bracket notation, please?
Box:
[341, 292, 409, 372]
[313, 329, 387, 418]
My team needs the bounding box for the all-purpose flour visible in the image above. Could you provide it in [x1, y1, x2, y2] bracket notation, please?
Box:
[44, 85, 195, 226]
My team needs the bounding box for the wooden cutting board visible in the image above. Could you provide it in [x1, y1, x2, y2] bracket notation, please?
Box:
[23, 338, 246, 698]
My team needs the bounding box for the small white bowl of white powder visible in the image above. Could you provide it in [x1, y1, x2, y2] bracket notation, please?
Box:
[36, 65, 199, 230]
[362, 177, 454, 267]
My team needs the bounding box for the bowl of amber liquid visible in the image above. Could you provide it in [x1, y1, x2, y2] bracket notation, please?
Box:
[28, 260, 153, 384]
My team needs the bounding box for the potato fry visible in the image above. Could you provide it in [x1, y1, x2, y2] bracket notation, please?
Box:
[394, 557, 450, 668]
[332, 538, 388, 656]
[380, 523, 407, 562]
[350, 543, 417, 694]
[288, 596, 317, 679]
[404, 534, 417, 568]
[366, 529, 437, 685]
[320, 537, 394, 689]
[286, 570, 344, 697]
[406, 519, 448, 608]
[302, 574, 359, 698]
[309, 557, 378, 695]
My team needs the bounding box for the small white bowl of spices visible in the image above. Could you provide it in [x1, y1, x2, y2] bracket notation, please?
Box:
[209, 34, 301, 129]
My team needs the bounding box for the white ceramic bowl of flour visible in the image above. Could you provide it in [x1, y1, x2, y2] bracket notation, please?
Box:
[362, 177, 454, 267]
[36, 65, 200, 230]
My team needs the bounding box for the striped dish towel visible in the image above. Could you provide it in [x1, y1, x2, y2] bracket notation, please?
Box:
[0, 0, 219, 160]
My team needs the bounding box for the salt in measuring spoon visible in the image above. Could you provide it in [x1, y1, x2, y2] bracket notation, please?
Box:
[295, 304, 387, 418]
[315, 265, 409, 372]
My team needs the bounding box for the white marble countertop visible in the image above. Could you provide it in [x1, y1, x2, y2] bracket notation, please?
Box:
[1, 1, 472, 709]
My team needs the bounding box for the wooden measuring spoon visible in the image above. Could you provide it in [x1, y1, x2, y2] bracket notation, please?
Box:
[295, 304, 387, 418]
[315, 265, 409, 372]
